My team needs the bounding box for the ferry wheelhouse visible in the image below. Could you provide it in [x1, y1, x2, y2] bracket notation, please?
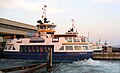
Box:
[3, 5, 93, 63]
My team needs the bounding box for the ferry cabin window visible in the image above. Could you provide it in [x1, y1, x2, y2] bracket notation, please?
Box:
[83, 46, 89, 50]
[59, 46, 64, 50]
[4, 46, 7, 50]
[52, 38, 59, 42]
[20, 45, 43, 52]
[96, 46, 100, 49]
[36, 46, 40, 52]
[73, 37, 80, 42]
[20, 46, 23, 52]
[28, 46, 32, 52]
[65, 37, 72, 42]
[17, 41, 22, 43]
[74, 46, 82, 50]
[66, 46, 73, 50]
[20, 45, 49, 53]
[30, 46, 34, 52]
[31, 46, 36, 52]
[92, 46, 96, 49]
[12, 47, 15, 50]
[20, 46, 25, 52]
[81, 37, 86, 42]
[8, 46, 12, 50]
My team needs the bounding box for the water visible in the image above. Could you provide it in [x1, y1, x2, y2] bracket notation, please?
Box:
[0, 59, 120, 73]
[50, 59, 120, 73]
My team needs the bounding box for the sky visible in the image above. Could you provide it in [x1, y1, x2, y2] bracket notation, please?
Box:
[0, 0, 120, 45]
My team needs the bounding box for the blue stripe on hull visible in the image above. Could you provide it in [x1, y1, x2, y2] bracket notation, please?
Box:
[53, 52, 93, 62]
[3, 52, 93, 63]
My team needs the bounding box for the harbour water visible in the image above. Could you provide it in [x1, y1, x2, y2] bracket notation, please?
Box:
[0, 59, 120, 73]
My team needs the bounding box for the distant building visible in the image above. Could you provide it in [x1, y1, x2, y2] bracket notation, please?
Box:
[0, 18, 37, 41]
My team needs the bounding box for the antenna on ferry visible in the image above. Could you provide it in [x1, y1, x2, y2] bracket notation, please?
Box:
[71, 19, 75, 32]
[37, 4, 50, 24]
[37, 4, 48, 24]
[98, 38, 101, 45]
[42, 4, 47, 19]
[87, 32, 90, 42]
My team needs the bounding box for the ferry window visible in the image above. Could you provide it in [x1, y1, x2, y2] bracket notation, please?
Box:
[13, 47, 15, 50]
[66, 46, 73, 50]
[8, 46, 11, 50]
[74, 46, 82, 50]
[31, 46, 34, 52]
[36, 46, 40, 52]
[28, 46, 31, 52]
[22, 46, 26, 52]
[20, 47, 23, 52]
[39, 47, 43, 52]
[65, 37, 72, 42]
[20, 46, 23, 52]
[30, 47, 33, 52]
[17, 41, 22, 43]
[73, 37, 80, 42]
[45, 48, 48, 52]
[31, 46, 33, 52]
[52, 38, 59, 42]
[83, 46, 89, 50]
[81, 37, 86, 42]
[4, 46, 7, 50]
[23, 46, 26, 52]
[34, 46, 37, 52]
[59, 46, 64, 50]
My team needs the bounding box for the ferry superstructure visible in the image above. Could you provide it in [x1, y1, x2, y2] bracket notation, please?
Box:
[3, 5, 93, 63]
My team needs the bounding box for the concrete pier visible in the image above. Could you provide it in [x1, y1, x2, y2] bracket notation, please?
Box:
[93, 52, 120, 60]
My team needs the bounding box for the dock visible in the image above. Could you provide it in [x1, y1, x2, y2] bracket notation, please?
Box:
[93, 45, 120, 60]
[93, 52, 120, 60]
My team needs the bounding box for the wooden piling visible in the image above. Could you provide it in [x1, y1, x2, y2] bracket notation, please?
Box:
[47, 47, 52, 71]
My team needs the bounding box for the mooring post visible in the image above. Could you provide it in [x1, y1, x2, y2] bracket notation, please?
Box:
[50, 47, 52, 67]
[47, 47, 52, 71]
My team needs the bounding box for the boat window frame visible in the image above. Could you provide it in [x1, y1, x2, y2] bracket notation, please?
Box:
[59, 46, 64, 50]
[73, 37, 80, 42]
[7, 45, 13, 50]
[52, 38, 59, 42]
[65, 37, 72, 42]
[4, 46, 7, 50]
[82, 46, 89, 50]
[74, 46, 82, 50]
[12, 47, 15, 50]
[65, 46, 73, 50]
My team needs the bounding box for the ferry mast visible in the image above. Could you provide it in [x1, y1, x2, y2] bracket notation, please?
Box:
[66, 19, 78, 34]
[36, 5, 56, 38]
[42, 4, 47, 19]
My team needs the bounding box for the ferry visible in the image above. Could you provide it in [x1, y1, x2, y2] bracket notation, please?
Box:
[3, 5, 93, 63]
[90, 41, 103, 52]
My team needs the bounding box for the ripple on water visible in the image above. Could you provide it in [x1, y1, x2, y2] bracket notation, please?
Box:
[50, 58, 120, 73]
[0, 59, 120, 73]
